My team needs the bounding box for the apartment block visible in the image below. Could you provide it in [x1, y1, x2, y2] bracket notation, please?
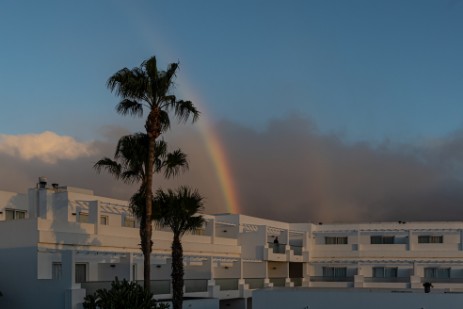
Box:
[1, 179, 463, 308]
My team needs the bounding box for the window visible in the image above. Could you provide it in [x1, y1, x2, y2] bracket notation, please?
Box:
[191, 228, 204, 235]
[100, 215, 108, 225]
[323, 267, 347, 278]
[325, 236, 348, 245]
[75, 263, 87, 283]
[78, 212, 89, 223]
[373, 267, 398, 278]
[124, 216, 135, 228]
[52, 262, 62, 280]
[418, 236, 443, 244]
[5, 209, 27, 221]
[371, 236, 395, 244]
[424, 267, 450, 279]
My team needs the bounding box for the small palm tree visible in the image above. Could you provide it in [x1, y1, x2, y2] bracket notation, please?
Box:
[107, 55, 199, 290]
[153, 187, 205, 309]
[94, 133, 188, 283]
[83, 277, 169, 309]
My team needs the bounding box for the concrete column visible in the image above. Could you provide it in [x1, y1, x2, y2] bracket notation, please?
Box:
[89, 200, 100, 234]
[62, 250, 76, 288]
[211, 218, 216, 244]
[302, 262, 310, 287]
[239, 258, 243, 279]
[354, 275, 364, 288]
[128, 253, 134, 281]
[408, 230, 413, 251]
[38, 188, 52, 220]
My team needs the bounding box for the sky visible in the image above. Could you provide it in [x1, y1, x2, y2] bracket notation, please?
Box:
[1, 0, 463, 223]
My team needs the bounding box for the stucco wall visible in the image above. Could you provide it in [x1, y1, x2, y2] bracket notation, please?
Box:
[253, 288, 463, 309]
[0, 247, 84, 309]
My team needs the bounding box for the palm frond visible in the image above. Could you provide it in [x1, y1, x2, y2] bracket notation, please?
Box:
[130, 189, 146, 219]
[173, 100, 200, 123]
[162, 149, 189, 179]
[115, 99, 144, 117]
[153, 186, 204, 237]
[157, 62, 179, 96]
[107, 67, 148, 100]
[93, 158, 122, 178]
[154, 110, 169, 133]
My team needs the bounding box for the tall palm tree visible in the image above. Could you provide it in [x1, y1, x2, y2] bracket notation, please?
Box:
[107, 55, 199, 290]
[153, 187, 205, 309]
[94, 133, 189, 289]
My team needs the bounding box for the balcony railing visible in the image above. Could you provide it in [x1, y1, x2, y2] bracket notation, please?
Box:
[310, 276, 354, 282]
[290, 245, 303, 255]
[245, 278, 265, 289]
[270, 277, 286, 287]
[82, 280, 171, 296]
[269, 242, 286, 254]
[215, 278, 239, 291]
[291, 277, 303, 286]
[422, 277, 463, 283]
[81, 281, 112, 295]
[364, 277, 409, 283]
[137, 280, 171, 294]
[185, 279, 208, 293]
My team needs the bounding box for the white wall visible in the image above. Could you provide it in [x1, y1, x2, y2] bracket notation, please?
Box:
[253, 288, 463, 309]
[0, 247, 83, 309]
[0, 190, 27, 221]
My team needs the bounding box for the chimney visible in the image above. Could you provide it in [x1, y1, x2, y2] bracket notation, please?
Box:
[38, 176, 47, 189]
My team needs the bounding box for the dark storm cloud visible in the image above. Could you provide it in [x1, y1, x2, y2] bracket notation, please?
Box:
[212, 116, 463, 223]
[2, 117, 463, 224]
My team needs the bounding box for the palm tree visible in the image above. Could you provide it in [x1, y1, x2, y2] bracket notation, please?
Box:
[94, 133, 189, 289]
[107, 55, 199, 290]
[153, 187, 205, 309]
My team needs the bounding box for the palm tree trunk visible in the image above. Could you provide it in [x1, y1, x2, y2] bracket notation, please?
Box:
[171, 233, 184, 309]
[143, 156, 153, 291]
[143, 109, 160, 291]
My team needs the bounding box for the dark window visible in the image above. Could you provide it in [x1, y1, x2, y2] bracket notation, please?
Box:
[371, 236, 395, 244]
[5, 209, 26, 220]
[424, 267, 450, 278]
[418, 236, 443, 243]
[373, 267, 398, 278]
[323, 267, 347, 277]
[325, 236, 348, 244]
[75, 263, 87, 283]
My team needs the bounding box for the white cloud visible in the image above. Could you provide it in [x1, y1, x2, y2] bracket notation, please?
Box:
[0, 131, 96, 164]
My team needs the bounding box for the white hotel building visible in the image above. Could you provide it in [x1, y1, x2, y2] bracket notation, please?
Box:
[1, 179, 463, 308]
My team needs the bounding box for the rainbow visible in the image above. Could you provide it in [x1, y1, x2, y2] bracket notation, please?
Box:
[177, 84, 241, 215]
[124, 8, 240, 214]
[200, 119, 241, 214]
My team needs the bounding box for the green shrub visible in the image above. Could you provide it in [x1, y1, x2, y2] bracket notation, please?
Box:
[83, 277, 169, 309]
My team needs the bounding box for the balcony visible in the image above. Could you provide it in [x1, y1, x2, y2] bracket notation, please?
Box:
[216, 278, 239, 291]
[214, 278, 240, 299]
[270, 243, 286, 254]
[245, 278, 265, 289]
[185, 279, 208, 293]
[310, 276, 354, 282]
[82, 280, 171, 296]
[290, 245, 303, 255]
[421, 277, 463, 283]
[264, 243, 287, 261]
[291, 277, 303, 287]
[309, 276, 354, 288]
[269, 277, 286, 287]
[364, 277, 410, 283]
[289, 244, 305, 262]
